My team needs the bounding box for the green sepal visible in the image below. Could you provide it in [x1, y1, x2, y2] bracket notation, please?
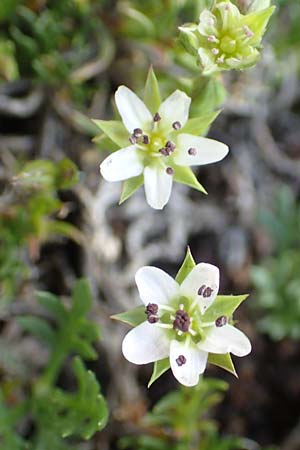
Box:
[173, 166, 207, 194]
[242, 6, 275, 46]
[92, 120, 128, 148]
[180, 110, 221, 136]
[208, 353, 237, 377]
[202, 294, 249, 322]
[144, 66, 161, 114]
[148, 358, 170, 387]
[119, 175, 144, 204]
[175, 247, 196, 285]
[111, 305, 146, 327]
[178, 24, 199, 56]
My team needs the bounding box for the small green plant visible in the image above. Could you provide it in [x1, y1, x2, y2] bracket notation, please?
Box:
[119, 378, 245, 450]
[0, 158, 81, 304]
[251, 186, 300, 340]
[0, 279, 108, 449]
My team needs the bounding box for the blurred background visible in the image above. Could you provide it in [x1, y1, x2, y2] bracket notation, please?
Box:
[0, 0, 300, 449]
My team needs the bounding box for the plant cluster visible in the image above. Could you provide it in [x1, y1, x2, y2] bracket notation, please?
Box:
[0, 0, 282, 448]
[0, 280, 108, 449]
[251, 186, 300, 340]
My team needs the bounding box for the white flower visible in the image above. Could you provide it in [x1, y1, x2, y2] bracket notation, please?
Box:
[100, 86, 229, 209]
[122, 263, 251, 387]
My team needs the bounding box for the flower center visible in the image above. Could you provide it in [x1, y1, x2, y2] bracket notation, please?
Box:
[128, 113, 183, 169]
[173, 309, 190, 332]
[220, 35, 236, 54]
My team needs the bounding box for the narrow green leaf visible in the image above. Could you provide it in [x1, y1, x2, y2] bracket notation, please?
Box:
[208, 353, 237, 377]
[72, 337, 97, 360]
[180, 110, 221, 136]
[191, 77, 226, 115]
[173, 165, 207, 194]
[202, 294, 249, 322]
[17, 316, 55, 346]
[72, 278, 93, 317]
[45, 220, 84, 245]
[148, 358, 170, 387]
[92, 120, 128, 147]
[144, 66, 161, 114]
[175, 247, 196, 284]
[119, 175, 144, 204]
[36, 291, 66, 319]
[111, 306, 146, 327]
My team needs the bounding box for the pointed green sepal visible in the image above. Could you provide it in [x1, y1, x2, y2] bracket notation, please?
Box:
[180, 110, 221, 136]
[111, 306, 146, 327]
[92, 120, 129, 148]
[144, 66, 161, 114]
[173, 166, 207, 194]
[119, 175, 144, 204]
[242, 6, 276, 46]
[175, 247, 196, 284]
[148, 358, 170, 387]
[202, 294, 249, 322]
[208, 352, 237, 377]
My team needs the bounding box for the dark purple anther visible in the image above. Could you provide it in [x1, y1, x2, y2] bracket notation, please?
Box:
[173, 310, 190, 332]
[165, 141, 176, 152]
[172, 121, 181, 130]
[159, 148, 169, 156]
[143, 135, 149, 144]
[198, 285, 213, 298]
[145, 303, 159, 324]
[188, 147, 197, 156]
[166, 167, 174, 175]
[215, 316, 227, 327]
[153, 112, 161, 122]
[133, 128, 143, 137]
[176, 355, 187, 366]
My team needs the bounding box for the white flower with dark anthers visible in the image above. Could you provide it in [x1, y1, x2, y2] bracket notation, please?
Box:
[122, 263, 251, 387]
[100, 86, 229, 210]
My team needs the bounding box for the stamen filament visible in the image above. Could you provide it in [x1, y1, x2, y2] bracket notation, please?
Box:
[159, 305, 175, 312]
[156, 323, 173, 329]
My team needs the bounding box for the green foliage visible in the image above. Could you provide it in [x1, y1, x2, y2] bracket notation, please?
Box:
[251, 186, 300, 340]
[0, 38, 19, 81]
[0, 159, 80, 304]
[0, 279, 108, 448]
[118, 378, 244, 450]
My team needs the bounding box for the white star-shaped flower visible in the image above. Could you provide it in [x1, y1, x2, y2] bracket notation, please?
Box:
[122, 263, 251, 387]
[100, 86, 229, 209]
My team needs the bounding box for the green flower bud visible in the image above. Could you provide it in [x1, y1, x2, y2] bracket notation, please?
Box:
[179, 0, 275, 75]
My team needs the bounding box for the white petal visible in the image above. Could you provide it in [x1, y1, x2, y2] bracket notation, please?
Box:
[100, 145, 143, 181]
[198, 324, 252, 357]
[158, 90, 191, 132]
[216, 2, 240, 29]
[180, 263, 219, 314]
[198, 10, 218, 36]
[122, 321, 170, 364]
[198, 48, 218, 75]
[144, 165, 173, 210]
[135, 266, 180, 306]
[174, 134, 229, 167]
[115, 86, 153, 133]
[170, 340, 208, 387]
